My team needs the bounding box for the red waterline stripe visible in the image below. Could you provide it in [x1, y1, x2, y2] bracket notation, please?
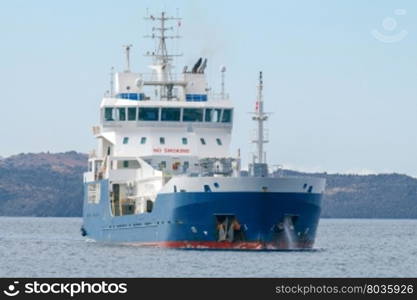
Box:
[124, 241, 314, 250]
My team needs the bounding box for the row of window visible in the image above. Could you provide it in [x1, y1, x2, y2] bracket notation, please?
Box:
[119, 160, 191, 173]
[116, 93, 145, 100]
[115, 93, 206, 102]
[122, 137, 223, 146]
[104, 107, 232, 123]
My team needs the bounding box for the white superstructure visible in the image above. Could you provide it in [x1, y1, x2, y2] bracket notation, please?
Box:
[84, 12, 237, 215]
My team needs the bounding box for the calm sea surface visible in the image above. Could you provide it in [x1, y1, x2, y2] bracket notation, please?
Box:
[0, 217, 416, 277]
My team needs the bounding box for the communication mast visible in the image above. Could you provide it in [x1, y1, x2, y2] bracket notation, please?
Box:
[250, 71, 269, 177]
[144, 12, 182, 64]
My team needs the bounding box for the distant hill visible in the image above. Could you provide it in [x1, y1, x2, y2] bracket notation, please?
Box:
[282, 170, 417, 218]
[0, 152, 87, 217]
[0, 152, 416, 218]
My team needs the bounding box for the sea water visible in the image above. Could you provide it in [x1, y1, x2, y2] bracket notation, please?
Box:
[0, 217, 416, 277]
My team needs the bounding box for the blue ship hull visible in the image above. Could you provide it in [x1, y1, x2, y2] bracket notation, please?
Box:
[82, 180, 322, 250]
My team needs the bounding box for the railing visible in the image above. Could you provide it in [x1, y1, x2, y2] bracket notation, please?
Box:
[89, 149, 97, 158]
[92, 126, 100, 135]
[209, 92, 230, 101]
[140, 73, 186, 84]
[109, 169, 138, 182]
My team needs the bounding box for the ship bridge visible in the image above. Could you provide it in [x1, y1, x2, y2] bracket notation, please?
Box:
[96, 97, 233, 159]
[87, 11, 235, 182]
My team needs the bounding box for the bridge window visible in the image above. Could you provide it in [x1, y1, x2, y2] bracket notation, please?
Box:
[128, 107, 137, 121]
[182, 137, 188, 145]
[140, 137, 147, 144]
[118, 108, 126, 121]
[222, 109, 232, 123]
[123, 137, 129, 144]
[160, 137, 165, 145]
[161, 108, 181, 121]
[139, 107, 159, 121]
[186, 94, 207, 102]
[200, 138, 206, 145]
[205, 108, 222, 122]
[205, 109, 211, 122]
[104, 107, 114, 121]
[117, 160, 139, 169]
[116, 93, 145, 100]
[183, 108, 203, 122]
[216, 138, 222, 146]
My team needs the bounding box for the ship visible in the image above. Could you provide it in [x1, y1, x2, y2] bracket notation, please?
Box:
[81, 12, 326, 250]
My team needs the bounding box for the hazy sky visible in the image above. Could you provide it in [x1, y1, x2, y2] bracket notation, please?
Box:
[1, 0, 416, 176]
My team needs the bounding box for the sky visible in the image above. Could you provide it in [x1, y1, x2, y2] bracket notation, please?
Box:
[0, 0, 416, 176]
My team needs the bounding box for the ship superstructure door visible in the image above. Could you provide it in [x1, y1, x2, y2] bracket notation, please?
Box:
[111, 184, 121, 216]
[110, 183, 136, 216]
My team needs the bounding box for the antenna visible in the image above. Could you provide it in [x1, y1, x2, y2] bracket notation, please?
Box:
[109, 66, 114, 97]
[144, 11, 183, 100]
[220, 66, 226, 99]
[144, 11, 182, 66]
[123, 44, 133, 72]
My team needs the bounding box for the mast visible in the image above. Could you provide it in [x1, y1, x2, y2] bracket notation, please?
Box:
[123, 44, 133, 72]
[144, 11, 182, 100]
[252, 71, 268, 164]
[220, 66, 226, 99]
[109, 66, 114, 97]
